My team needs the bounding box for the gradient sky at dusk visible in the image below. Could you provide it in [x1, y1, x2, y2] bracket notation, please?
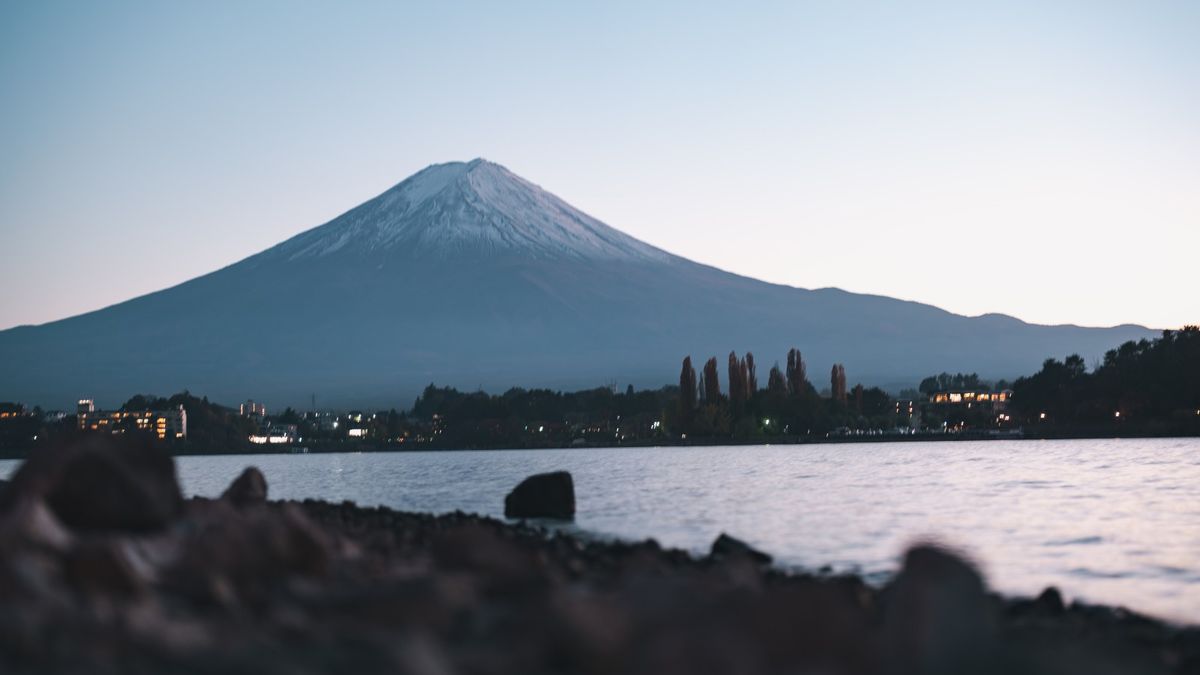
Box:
[1, 1, 1197, 330]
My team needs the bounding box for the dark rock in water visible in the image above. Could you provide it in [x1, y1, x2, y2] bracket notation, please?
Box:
[221, 467, 268, 508]
[504, 471, 575, 519]
[3, 436, 183, 534]
[883, 544, 997, 675]
[1035, 586, 1065, 615]
[710, 533, 772, 565]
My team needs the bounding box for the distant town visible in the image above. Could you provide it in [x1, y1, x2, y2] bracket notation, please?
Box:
[1, 326, 1196, 457]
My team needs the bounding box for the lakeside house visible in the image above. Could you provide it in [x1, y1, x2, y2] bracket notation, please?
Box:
[929, 390, 1013, 410]
[249, 423, 298, 445]
[75, 398, 188, 440]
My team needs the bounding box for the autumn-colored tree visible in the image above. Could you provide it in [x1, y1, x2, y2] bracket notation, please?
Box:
[745, 352, 758, 393]
[703, 357, 721, 405]
[786, 348, 807, 397]
[767, 365, 787, 395]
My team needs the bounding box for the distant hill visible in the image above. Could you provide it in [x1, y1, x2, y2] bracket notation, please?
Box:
[0, 159, 1155, 409]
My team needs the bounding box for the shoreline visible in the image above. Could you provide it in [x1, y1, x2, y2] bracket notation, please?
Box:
[0, 437, 1197, 673]
[5, 429, 1197, 461]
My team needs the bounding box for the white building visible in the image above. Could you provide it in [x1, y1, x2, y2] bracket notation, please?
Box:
[77, 402, 187, 440]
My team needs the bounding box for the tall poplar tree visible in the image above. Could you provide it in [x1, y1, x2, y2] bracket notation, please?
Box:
[703, 357, 721, 405]
[728, 352, 744, 408]
[768, 365, 787, 395]
[786, 348, 807, 397]
[745, 352, 758, 393]
[679, 356, 697, 422]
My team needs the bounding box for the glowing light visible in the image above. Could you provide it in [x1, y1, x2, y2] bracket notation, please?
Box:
[1114, 411, 1121, 418]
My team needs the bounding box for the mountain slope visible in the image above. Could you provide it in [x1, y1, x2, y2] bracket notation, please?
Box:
[0, 159, 1155, 409]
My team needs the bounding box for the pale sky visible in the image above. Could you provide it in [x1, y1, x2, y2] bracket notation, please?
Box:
[1, 1, 1197, 330]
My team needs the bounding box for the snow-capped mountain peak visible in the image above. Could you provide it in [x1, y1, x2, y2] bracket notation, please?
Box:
[265, 159, 673, 263]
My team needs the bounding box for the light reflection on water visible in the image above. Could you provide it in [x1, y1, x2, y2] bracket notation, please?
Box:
[3, 438, 1198, 623]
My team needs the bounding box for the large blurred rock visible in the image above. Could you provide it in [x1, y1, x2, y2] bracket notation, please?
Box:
[63, 541, 144, 598]
[168, 501, 331, 608]
[883, 544, 998, 675]
[2, 436, 183, 534]
[221, 467, 268, 508]
[504, 471, 575, 520]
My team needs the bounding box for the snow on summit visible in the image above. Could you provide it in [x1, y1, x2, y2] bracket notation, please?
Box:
[265, 159, 673, 263]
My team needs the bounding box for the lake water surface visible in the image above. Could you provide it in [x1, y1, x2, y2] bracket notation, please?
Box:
[3, 438, 1198, 623]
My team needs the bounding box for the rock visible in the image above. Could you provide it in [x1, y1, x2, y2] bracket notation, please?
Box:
[504, 471, 575, 520]
[63, 541, 144, 597]
[709, 533, 772, 565]
[883, 544, 997, 674]
[1, 500, 74, 553]
[221, 467, 268, 508]
[1035, 586, 1065, 615]
[3, 436, 183, 534]
[432, 522, 543, 591]
[168, 502, 331, 607]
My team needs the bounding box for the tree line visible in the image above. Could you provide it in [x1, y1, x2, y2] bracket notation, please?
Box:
[1010, 326, 1200, 433]
[4, 327, 1196, 456]
[675, 349, 892, 438]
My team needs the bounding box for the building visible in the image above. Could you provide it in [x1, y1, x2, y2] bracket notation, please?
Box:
[0, 402, 30, 419]
[929, 390, 1013, 410]
[249, 423, 298, 445]
[240, 399, 267, 417]
[77, 402, 187, 440]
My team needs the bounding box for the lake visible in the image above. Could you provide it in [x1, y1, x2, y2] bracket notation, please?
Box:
[3, 437, 1198, 623]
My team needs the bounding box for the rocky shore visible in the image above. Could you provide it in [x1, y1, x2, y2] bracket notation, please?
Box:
[0, 437, 1197, 675]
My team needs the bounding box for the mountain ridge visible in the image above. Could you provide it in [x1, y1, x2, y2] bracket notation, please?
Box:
[0, 160, 1158, 409]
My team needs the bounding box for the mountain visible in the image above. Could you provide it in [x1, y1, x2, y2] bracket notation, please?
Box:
[0, 159, 1155, 410]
